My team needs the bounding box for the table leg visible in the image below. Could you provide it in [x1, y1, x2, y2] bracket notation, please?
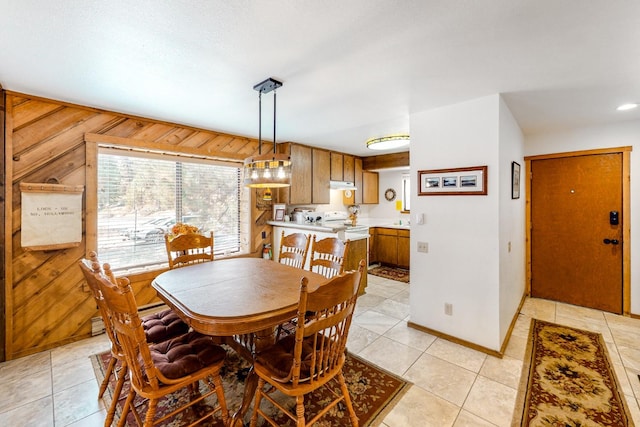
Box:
[229, 366, 258, 427]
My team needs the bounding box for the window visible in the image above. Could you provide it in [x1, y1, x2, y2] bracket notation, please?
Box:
[97, 148, 241, 270]
[401, 174, 411, 212]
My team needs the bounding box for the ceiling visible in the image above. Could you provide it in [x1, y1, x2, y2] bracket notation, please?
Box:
[1, 1, 639, 157]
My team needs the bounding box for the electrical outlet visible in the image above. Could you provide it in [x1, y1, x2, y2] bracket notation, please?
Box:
[444, 303, 453, 316]
[417, 241, 428, 253]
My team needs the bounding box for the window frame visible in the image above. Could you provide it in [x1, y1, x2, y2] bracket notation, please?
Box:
[85, 134, 250, 274]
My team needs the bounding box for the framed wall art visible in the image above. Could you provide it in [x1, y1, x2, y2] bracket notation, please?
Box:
[511, 161, 521, 199]
[418, 166, 488, 196]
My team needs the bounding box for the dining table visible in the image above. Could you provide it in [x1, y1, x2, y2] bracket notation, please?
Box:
[151, 257, 327, 427]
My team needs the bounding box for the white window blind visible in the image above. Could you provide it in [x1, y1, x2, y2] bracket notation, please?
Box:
[97, 149, 241, 270]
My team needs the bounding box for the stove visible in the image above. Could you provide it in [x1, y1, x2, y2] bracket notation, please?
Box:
[321, 211, 370, 236]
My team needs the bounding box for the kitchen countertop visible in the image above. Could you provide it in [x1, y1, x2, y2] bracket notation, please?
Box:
[267, 217, 411, 232]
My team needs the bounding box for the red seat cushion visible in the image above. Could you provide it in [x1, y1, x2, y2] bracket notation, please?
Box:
[150, 331, 226, 380]
[142, 309, 189, 343]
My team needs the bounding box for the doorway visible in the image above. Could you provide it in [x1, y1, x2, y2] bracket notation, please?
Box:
[526, 148, 631, 314]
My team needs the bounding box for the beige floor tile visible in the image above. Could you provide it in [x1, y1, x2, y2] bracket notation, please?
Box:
[389, 289, 410, 305]
[366, 280, 409, 299]
[520, 298, 556, 322]
[0, 368, 52, 413]
[52, 356, 96, 394]
[358, 336, 422, 377]
[66, 408, 107, 427]
[53, 379, 104, 426]
[555, 302, 606, 324]
[453, 409, 499, 426]
[479, 355, 523, 389]
[382, 385, 460, 427]
[50, 335, 110, 367]
[353, 310, 402, 335]
[503, 333, 528, 361]
[355, 292, 387, 310]
[611, 362, 635, 397]
[426, 338, 487, 373]
[383, 321, 437, 352]
[371, 299, 410, 320]
[618, 345, 640, 371]
[462, 376, 517, 427]
[347, 324, 381, 354]
[625, 366, 640, 400]
[610, 325, 640, 350]
[510, 314, 533, 339]
[604, 312, 640, 332]
[0, 351, 51, 383]
[404, 353, 476, 406]
[0, 396, 53, 427]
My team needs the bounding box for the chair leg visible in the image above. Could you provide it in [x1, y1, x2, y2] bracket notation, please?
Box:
[144, 398, 158, 427]
[105, 361, 127, 427]
[295, 395, 305, 427]
[117, 389, 135, 427]
[249, 378, 266, 427]
[338, 372, 359, 427]
[99, 357, 117, 398]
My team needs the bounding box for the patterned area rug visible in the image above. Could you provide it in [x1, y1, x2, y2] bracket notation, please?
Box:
[368, 265, 410, 283]
[91, 345, 410, 426]
[512, 319, 634, 426]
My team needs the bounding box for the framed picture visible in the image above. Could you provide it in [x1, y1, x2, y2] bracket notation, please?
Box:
[511, 161, 521, 199]
[274, 208, 285, 221]
[418, 166, 488, 196]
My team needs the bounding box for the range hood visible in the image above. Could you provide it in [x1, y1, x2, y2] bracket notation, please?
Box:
[329, 180, 357, 190]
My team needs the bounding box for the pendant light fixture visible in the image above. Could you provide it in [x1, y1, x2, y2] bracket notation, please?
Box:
[243, 77, 292, 190]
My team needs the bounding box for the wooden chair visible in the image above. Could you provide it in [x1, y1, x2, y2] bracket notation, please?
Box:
[164, 231, 214, 269]
[79, 252, 189, 427]
[277, 231, 311, 269]
[250, 260, 366, 427]
[307, 236, 350, 278]
[94, 269, 229, 427]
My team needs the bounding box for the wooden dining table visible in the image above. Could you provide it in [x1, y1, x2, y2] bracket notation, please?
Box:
[152, 257, 327, 426]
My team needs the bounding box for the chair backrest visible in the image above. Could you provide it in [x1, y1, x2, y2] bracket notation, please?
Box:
[307, 236, 350, 278]
[78, 255, 122, 356]
[277, 231, 311, 269]
[287, 260, 365, 387]
[94, 269, 164, 391]
[165, 231, 214, 269]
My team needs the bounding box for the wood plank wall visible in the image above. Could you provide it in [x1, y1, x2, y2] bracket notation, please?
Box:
[2, 91, 271, 360]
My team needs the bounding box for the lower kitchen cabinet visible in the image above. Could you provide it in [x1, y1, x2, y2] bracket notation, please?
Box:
[344, 237, 368, 294]
[370, 227, 410, 269]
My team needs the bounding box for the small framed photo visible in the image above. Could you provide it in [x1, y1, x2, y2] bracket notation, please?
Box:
[511, 161, 521, 199]
[418, 166, 488, 196]
[274, 208, 285, 221]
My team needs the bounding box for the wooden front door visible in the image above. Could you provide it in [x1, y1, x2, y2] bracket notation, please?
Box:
[530, 153, 623, 313]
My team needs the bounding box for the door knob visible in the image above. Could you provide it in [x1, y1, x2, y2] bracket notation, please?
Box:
[603, 238, 619, 245]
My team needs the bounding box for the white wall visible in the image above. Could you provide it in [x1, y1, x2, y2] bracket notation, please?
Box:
[525, 120, 640, 314]
[362, 169, 410, 222]
[409, 94, 525, 351]
[498, 97, 526, 342]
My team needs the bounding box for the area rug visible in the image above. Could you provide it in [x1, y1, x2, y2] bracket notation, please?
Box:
[512, 319, 634, 426]
[91, 345, 410, 426]
[368, 265, 410, 283]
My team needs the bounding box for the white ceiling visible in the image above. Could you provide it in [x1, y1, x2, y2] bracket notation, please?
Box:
[1, 1, 639, 156]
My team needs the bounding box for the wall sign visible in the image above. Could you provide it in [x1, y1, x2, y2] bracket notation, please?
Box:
[20, 182, 84, 251]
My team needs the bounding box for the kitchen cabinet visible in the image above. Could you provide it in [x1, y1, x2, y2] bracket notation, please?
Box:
[343, 237, 368, 294]
[312, 148, 330, 204]
[362, 171, 379, 204]
[354, 157, 363, 204]
[371, 227, 410, 268]
[330, 152, 343, 181]
[279, 143, 312, 205]
[397, 229, 410, 269]
[343, 155, 355, 183]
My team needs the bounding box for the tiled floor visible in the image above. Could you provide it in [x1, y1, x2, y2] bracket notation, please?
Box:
[1, 273, 639, 426]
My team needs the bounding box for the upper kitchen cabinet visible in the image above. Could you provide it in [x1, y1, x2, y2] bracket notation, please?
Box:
[312, 148, 330, 204]
[330, 152, 343, 181]
[354, 158, 363, 204]
[362, 171, 379, 204]
[330, 152, 355, 182]
[278, 143, 312, 205]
